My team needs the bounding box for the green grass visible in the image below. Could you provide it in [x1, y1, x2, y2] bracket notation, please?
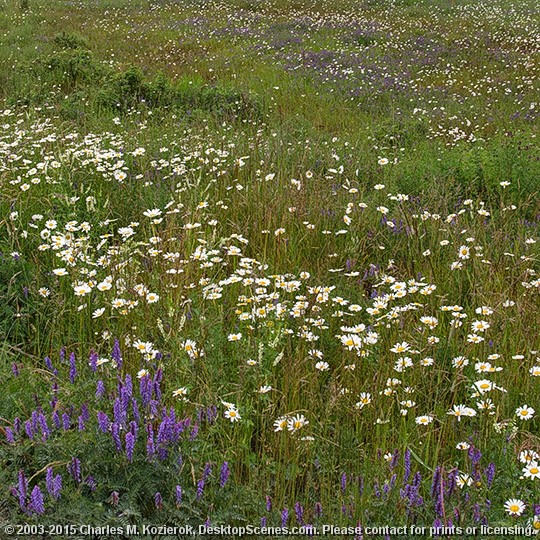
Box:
[0, 0, 540, 535]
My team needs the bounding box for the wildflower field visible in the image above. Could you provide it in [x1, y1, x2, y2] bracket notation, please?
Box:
[0, 0, 539, 537]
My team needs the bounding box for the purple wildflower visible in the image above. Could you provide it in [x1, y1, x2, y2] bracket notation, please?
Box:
[111, 339, 122, 370]
[111, 423, 122, 452]
[485, 463, 495, 487]
[44, 356, 54, 371]
[95, 380, 106, 400]
[69, 352, 77, 383]
[294, 502, 304, 525]
[125, 432, 135, 462]
[154, 492, 163, 510]
[89, 350, 98, 372]
[404, 448, 411, 483]
[146, 424, 155, 458]
[24, 420, 34, 440]
[281, 508, 289, 527]
[67, 457, 81, 484]
[85, 476, 97, 492]
[219, 462, 230, 488]
[5, 427, 15, 443]
[175, 485, 182, 506]
[196, 479, 205, 501]
[52, 475, 62, 501]
[29, 486, 45, 515]
[17, 471, 28, 511]
[97, 411, 110, 433]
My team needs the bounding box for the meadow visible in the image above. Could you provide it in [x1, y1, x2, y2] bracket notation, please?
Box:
[0, 0, 539, 537]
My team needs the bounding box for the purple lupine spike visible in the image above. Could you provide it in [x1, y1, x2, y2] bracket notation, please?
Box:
[189, 423, 199, 441]
[266, 495, 272, 512]
[149, 399, 159, 418]
[203, 463, 212, 481]
[196, 479, 205, 501]
[31, 410, 40, 433]
[373, 480, 381, 498]
[17, 471, 28, 511]
[175, 485, 182, 506]
[341, 472, 347, 494]
[52, 410, 60, 429]
[89, 350, 98, 373]
[5, 427, 15, 443]
[139, 375, 152, 407]
[131, 399, 140, 423]
[67, 458, 81, 484]
[473, 503, 482, 522]
[294, 502, 304, 525]
[29, 485, 45, 515]
[62, 413, 71, 431]
[14, 417, 21, 434]
[113, 397, 125, 427]
[78, 404, 88, 424]
[12, 363, 20, 376]
[281, 508, 289, 527]
[45, 468, 55, 496]
[314, 502, 322, 518]
[468, 445, 481, 463]
[219, 462, 230, 488]
[153, 369, 162, 401]
[111, 423, 122, 452]
[206, 405, 217, 424]
[446, 469, 457, 498]
[95, 380, 106, 400]
[534, 504, 540, 516]
[85, 476, 96, 492]
[59, 347, 66, 363]
[125, 432, 135, 462]
[111, 339, 122, 370]
[39, 412, 50, 441]
[146, 424, 155, 458]
[260, 516, 267, 528]
[97, 412, 110, 433]
[154, 492, 163, 510]
[24, 420, 34, 440]
[390, 449, 400, 470]
[485, 463, 495, 487]
[129, 420, 138, 439]
[124, 374, 133, 398]
[78, 416, 85, 431]
[44, 356, 54, 371]
[69, 352, 77, 383]
[51, 474, 61, 499]
[49, 394, 58, 411]
[404, 448, 411, 483]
